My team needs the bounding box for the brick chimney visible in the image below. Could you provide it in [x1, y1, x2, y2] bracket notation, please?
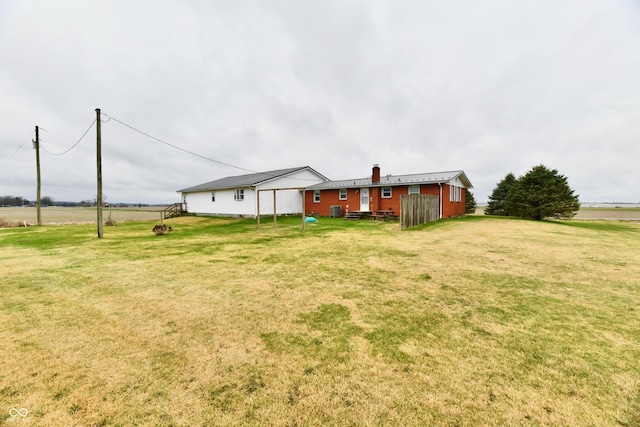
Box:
[372, 164, 381, 183]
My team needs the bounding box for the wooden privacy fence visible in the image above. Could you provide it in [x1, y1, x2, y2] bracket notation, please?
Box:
[400, 194, 439, 229]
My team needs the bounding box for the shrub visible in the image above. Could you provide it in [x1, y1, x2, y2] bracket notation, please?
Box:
[152, 224, 173, 235]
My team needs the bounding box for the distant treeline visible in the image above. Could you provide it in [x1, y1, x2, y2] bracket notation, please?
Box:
[0, 195, 34, 207]
[0, 195, 156, 208]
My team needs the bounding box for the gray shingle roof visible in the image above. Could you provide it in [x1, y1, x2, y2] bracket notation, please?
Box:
[306, 170, 473, 190]
[178, 166, 325, 193]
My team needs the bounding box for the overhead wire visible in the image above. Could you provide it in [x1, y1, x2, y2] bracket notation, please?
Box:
[1, 113, 321, 184]
[40, 119, 97, 156]
[0, 129, 35, 171]
[102, 112, 322, 182]
[102, 113, 258, 173]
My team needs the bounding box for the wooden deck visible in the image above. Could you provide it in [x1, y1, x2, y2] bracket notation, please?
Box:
[344, 210, 397, 221]
[344, 210, 371, 220]
[371, 209, 397, 221]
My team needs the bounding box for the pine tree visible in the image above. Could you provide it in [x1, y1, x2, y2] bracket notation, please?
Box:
[485, 173, 516, 216]
[465, 190, 477, 214]
[506, 165, 580, 220]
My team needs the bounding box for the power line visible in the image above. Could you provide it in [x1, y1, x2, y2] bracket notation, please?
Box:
[0, 129, 35, 170]
[102, 113, 323, 182]
[40, 119, 96, 156]
[102, 113, 258, 173]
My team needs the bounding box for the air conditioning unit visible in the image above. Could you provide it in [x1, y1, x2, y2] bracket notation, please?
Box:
[330, 205, 342, 218]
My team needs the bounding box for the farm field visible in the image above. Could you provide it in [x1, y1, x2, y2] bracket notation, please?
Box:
[0, 206, 167, 226]
[472, 205, 640, 220]
[1, 215, 639, 426]
[573, 207, 640, 220]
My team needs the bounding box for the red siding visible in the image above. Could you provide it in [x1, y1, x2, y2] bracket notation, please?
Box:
[442, 184, 467, 218]
[306, 184, 467, 218]
[305, 188, 358, 216]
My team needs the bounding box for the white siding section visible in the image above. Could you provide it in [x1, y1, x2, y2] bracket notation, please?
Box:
[258, 168, 323, 190]
[449, 175, 469, 189]
[185, 188, 257, 216]
[256, 189, 303, 215]
[182, 168, 325, 217]
[255, 168, 322, 216]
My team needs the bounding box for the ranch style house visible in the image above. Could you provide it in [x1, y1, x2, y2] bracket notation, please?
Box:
[178, 164, 472, 219]
[304, 164, 473, 219]
[177, 166, 328, 217]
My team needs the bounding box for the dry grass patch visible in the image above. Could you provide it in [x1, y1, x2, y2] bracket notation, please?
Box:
[1, 216, 639, 426]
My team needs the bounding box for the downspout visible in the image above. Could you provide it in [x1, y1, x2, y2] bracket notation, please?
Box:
[439, 183, 443, 219]
[253, 185, 258, 219]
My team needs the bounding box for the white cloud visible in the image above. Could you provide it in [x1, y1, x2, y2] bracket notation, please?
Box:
[1, 0, 639, 204]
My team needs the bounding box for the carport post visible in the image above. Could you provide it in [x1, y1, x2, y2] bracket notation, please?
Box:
[273, 190, 277, 228]
[256, 190, 261, 229]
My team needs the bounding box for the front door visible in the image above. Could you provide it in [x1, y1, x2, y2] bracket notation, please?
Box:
[360, 188, 370, 211]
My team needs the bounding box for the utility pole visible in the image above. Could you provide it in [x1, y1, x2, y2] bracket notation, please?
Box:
[96, 108, 103, 238]
[34, 125, 42, 226]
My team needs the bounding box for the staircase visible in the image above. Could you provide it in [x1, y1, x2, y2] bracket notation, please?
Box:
[344, 210, 371, 220]
[162, 203, 186, 219]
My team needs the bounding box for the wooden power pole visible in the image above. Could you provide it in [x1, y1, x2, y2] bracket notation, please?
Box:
[34, 125, 42, 226]
[96, 108, 103, 238]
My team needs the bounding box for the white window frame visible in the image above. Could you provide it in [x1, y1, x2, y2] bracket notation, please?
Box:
[339, 189, 347, 200]
[382, 187, 392, 198]
[234, 189, 244, 201]
[313, 190, 321, 203]
[408, 185, 420, 195]
[450, 186, 461, 202]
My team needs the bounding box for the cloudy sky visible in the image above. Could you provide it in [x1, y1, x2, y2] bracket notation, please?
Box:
[1, 0, 639, 204]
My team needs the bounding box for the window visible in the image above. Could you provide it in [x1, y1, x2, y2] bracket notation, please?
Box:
[313, 190, 321, 203]
[408, 185, 420, 195]
[339, 189, 347, 200]
[234, 189, 244, 201]
[382, 187, 392, 198]
[450, 186, 461, 202]
[211, 192, 216, 202]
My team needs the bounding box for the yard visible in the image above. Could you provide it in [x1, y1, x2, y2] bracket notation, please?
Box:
[1, 215, 639, 426]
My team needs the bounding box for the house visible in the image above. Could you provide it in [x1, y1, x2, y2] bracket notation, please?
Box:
[304, 164, 473, 219]
[178, 166, 328, 217]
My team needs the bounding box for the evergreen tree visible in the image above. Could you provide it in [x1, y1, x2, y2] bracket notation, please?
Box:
[506, 165, 580, 220]
[485, 173, 516, 216]
[465, 190, 477, 214]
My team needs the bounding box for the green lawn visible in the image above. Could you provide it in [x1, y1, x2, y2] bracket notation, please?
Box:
[1, 216, 639, 426]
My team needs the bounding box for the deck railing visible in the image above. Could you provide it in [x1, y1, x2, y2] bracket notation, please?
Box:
[162, 203, 186, 219]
